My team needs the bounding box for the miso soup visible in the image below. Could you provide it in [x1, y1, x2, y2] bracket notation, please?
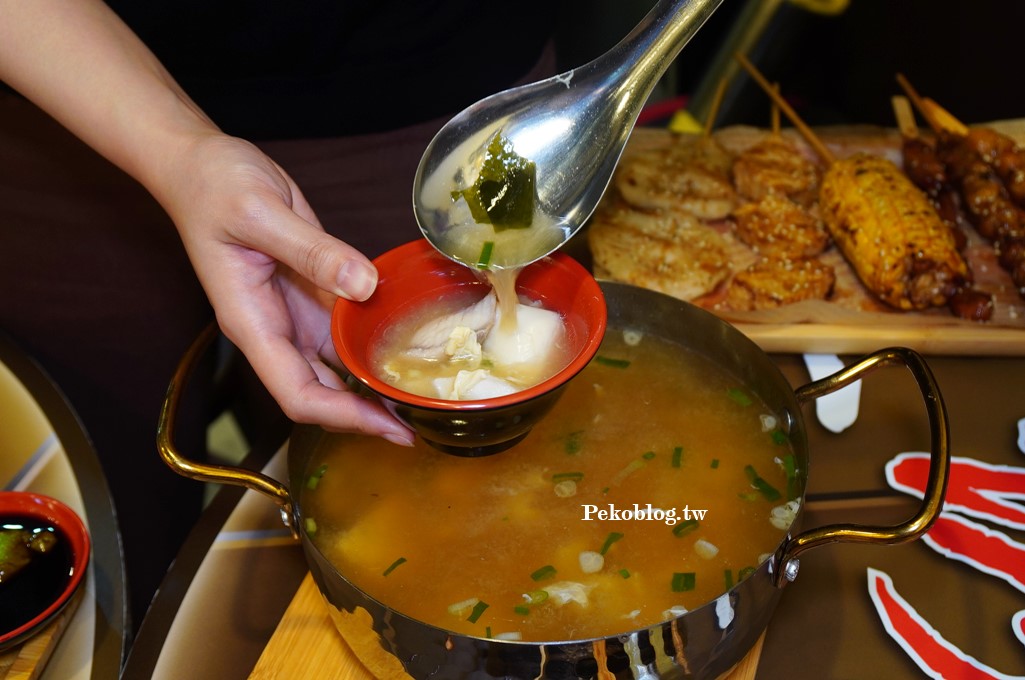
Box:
[368, 274, 574, 401]
[303, 328, 800, 641]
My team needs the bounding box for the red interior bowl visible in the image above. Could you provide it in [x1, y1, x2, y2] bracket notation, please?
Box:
[332, 239, 607, 455]
[0, 491, 90, 651]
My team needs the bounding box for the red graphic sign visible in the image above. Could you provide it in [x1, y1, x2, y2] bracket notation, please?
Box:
[868, 453, 1025, 678]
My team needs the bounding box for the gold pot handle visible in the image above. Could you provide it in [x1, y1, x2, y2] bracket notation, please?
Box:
[156, 324, 296, 535]
[774, 346, 950, 587]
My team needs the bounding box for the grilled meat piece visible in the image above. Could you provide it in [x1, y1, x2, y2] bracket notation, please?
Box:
[732, 192, 829, 260]
[941, 136, 1025, 247]
[616, 136, 737, 220]
[900, 135, 969, 250]
[731, 134, 820, 207]
[725, 257, 835, 311]
[587, 206, 734, 301]
[901, 136, 948, 196]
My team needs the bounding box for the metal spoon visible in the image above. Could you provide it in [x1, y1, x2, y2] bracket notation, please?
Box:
[412, 0, 725, 270]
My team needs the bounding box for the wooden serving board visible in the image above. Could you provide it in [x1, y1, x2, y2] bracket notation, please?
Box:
[0, 587, 83, 680]
[587, 124, 1025, 357]
[250, 574, 765, 680]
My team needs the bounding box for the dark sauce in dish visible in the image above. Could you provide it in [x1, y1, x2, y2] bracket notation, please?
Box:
[0, 516, 74, 633]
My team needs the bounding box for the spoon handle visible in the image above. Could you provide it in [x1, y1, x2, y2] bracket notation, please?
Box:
[597, 0, 726, 116]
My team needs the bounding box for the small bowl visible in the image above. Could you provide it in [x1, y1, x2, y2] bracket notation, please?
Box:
[0, 491, 90, 651]
[332, 239, 607, 456]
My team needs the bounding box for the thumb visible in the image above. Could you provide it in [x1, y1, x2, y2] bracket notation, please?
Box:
[252, 203, 379, 301]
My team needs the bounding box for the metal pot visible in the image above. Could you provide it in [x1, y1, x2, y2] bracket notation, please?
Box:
[158, 281, 950, 679]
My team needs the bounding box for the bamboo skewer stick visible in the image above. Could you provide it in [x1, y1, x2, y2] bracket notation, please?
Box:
[895, 73, 969, 137]
[770, 84, 781, 136]
[921, 97, 970, 136]
[734, 53, 835, 164]
[891, 95, 919, 140]
[702, 75, 730, 138]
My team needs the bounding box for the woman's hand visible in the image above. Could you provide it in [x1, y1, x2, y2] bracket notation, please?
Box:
[162, 132, 415, 444]
[0, 0, 414, 444]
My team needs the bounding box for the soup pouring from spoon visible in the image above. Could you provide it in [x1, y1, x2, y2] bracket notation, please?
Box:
[412, 0, 726, 273]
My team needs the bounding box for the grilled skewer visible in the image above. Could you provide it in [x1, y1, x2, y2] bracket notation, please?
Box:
[891, 96, 992, 320]
[736, 55, 972, 313]
[897, 76, 1025, 301]
[731, 87, 822, 208]
[891, 95, 970, 250]
[725, 86, 835, 310]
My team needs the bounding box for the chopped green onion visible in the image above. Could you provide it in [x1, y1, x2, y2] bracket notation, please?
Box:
[745, 465, 782, 501]
[524, 590, 549, 605]
[553, 480, 577, 498]
[738, 566, 757, 581]
[599, 531, 625, 556]
[608, 457, 648, 488]
[710, 458, 720, 469]
[671, 572, 696, 592]
[727, 388, 753, 407]
[724, 569, 734, 591]
[693, 538, 719, 559]
[619, 568, 631, 579]
[485, 626, 492, 638]
[447, 597, 480, 616]
[467, 600, 490, 623]
[530, 565, 557, 582]
[552, 471, 584, 483]
[304, 517, 318, 535]
[771, 429, 788, 446]
[513, 605, 531, 616]
[781, 454, 799, 500]
[672, 518, 700, 538]
[642, 451, 656, 460]
[564, 430, 584, 455]
[595, 355, 631, 369]
[306, 464, 328, 490]
[601, 486, 611, 494]
[476, 241, 495, 269]
[382, 557, 407, 577]
[671, 446, 684, 468]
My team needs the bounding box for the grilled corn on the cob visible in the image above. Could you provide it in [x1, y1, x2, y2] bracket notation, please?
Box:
[819, 152, 970, 310]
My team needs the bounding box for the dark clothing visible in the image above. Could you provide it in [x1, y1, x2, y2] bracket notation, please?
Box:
[0, 96, 213, 633]
[0, 5, 556, 633]
[105, 0, 554, 139]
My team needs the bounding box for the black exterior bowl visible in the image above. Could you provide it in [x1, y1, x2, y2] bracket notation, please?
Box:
[332, 240, 607, 456]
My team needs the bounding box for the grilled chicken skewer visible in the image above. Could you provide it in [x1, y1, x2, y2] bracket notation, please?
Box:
[890, 95, 992, 320]
[897, 75, 1025, 301]
[726, 85, 835, 310]
[736, 54, 972, 314]
[891, 95, 967, 250]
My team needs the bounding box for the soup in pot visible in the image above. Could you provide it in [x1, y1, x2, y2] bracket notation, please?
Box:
[303, 327, 800, 642]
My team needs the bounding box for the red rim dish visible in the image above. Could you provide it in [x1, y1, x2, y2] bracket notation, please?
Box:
[0, 491, 90, 649]
[332, 239, 607, 411]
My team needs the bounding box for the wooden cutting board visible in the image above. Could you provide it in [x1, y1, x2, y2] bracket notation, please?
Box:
[0, 586, 83, 680]
[586, 124, 1025, 357]
[250, 573, 765, 680]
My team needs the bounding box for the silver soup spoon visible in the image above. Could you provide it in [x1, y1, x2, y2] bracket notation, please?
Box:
[412, 0, 725, 271]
